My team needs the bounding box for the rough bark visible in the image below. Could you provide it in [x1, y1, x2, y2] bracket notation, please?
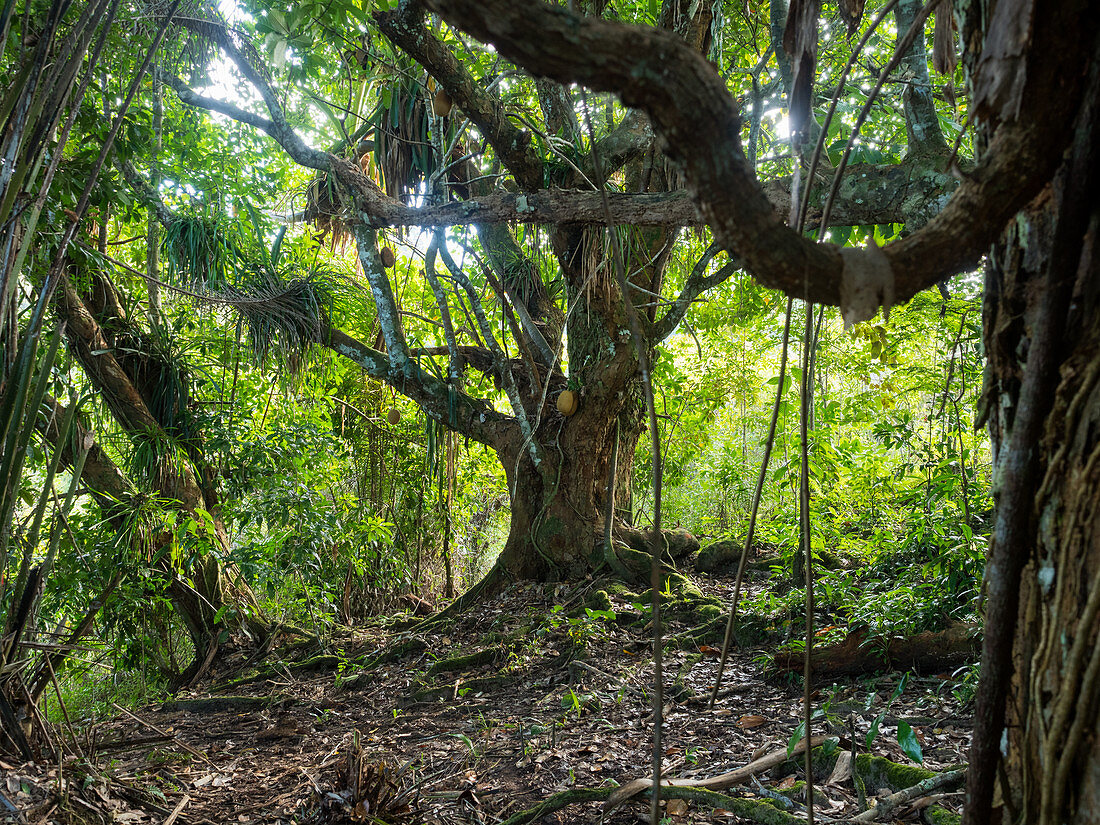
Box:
[402, 5, 1100, 824]
[976, 44, 1100, 824]
[155, 2, 1099, 688]
[157, 1, 970, 596]
[489, 341, 639, 580]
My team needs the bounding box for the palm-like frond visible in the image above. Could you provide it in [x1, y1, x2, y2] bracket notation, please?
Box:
[234, 275, 334, 373]
[161, 213, 236, 288]
[158, 208, 358, 373]
[196, 269, 353, 375]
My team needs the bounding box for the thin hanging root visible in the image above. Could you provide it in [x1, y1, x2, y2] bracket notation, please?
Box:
[710, 296, 793, 705]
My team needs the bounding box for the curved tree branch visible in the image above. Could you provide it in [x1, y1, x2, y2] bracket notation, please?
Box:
[425, 0, 1093, 315]
[167, 16, 332, 171]
[38, 394, 134, 508]
[586, 109, 654, 183]
[324, 327, 512, 448]
[156, 70, 279, 142]
[653, 249, 740, 342]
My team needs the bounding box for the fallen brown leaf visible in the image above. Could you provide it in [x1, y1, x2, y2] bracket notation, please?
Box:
[666, 798, 690, 816]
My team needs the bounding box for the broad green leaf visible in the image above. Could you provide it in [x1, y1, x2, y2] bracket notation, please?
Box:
[897, 721, 923, 764]
[787, 722, 806, 757]
[274, 39, 288, 71]
[889, 673, 910, 703]
[866, 712, 885, 748]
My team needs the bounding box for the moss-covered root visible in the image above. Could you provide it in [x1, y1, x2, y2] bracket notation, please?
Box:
[855, 754, 965, 825]
[672, 653, 703, 700]
[337, 638, 429, 690]
[409, 560, 506, 631]
[426, 646, 505, 676]
[660, 787, 805, 825]
[496, 788, 609, 825]
[214, 653, 342, 691]
[495, 785, 804, 825]
[855, 753, 939, 788]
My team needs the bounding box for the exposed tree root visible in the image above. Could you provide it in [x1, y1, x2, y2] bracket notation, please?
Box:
[426, 645, 510, 676]
[408, 559, 507, 631]
[496, 788, 608, 825]
[336, 639, 430, 690]
[408, 527, 700, 636]
[410, 673, 516, 703]
[851, 764, 965, 822]
[660, 787, 804, 824]
[494, 785, 804, 825]
[496, 739, 839, 825]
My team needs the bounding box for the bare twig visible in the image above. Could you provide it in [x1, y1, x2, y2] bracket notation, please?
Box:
[162, 793, 191, 825]
[110, 703, 217, 769]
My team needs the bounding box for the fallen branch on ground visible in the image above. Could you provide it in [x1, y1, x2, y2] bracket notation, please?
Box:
[852, 766, 966, 822]
[773, 622, 979, 680]
[495, 784, 805, 825]
[604, 736, 831, 812]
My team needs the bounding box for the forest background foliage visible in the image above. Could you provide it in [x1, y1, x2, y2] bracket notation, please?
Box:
[1, 0, 988, 716]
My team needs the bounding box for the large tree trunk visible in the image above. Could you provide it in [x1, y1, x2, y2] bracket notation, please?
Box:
[492, 342, 640, 580]
[976, 49, 1100, 824]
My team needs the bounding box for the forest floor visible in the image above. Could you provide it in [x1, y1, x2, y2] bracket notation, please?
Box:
[6, 567, 974, 825]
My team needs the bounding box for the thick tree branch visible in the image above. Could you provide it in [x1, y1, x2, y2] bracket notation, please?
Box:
[412, 345, 558, 398]
[324, 327, 513, 448]
[39, 395, 134, 508]
[426, 0, 1093, 315]
[294, 164, 956, 229]
[535, 78, 581, 146]
[894, 0, 947, 158]
[57, 278, 165, 436]
[413, 343, 491, 377]
[115, 153, 176, 228]
[586, 109, 654, 183]
[54, 277, 213, 513]
[157, 70, 278, 140]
